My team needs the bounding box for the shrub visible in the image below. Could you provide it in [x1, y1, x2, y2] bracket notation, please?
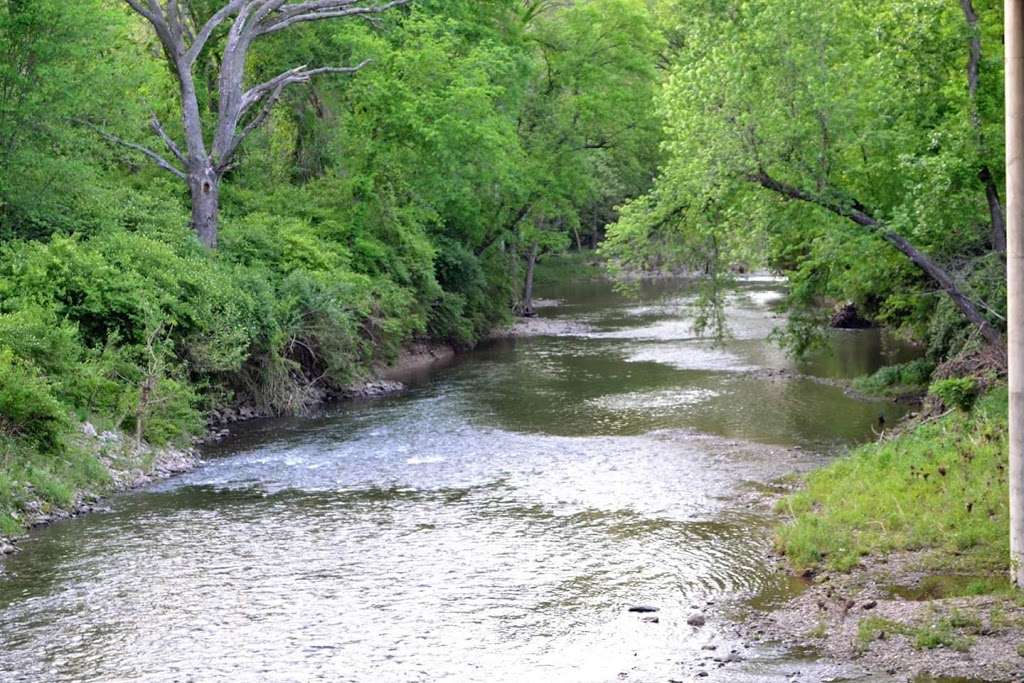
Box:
[853, 359, 935, 397]
[930, 377, 979, 412]
[0, 349, 70, 452]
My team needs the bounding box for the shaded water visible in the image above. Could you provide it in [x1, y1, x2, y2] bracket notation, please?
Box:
[0, 278, 919, 682]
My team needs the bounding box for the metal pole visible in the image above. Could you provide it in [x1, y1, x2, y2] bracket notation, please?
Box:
[1006, 0, 1024, 587]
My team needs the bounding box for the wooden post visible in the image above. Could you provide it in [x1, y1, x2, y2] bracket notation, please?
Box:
[1007, 0, 1024, 587]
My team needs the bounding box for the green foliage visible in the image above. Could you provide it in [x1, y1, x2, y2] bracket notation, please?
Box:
[853, 360, 936, 398]
[0, 0, 666, 531]
[776, 386, 1009, 573]
[0, 350, 68, 452]
[930, 377, 980, 412]
[605, 0, 1007, 356]
[857, 614, 975, 653]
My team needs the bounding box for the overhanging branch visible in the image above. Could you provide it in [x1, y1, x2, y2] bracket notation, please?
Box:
[748, 170, 1004, 346]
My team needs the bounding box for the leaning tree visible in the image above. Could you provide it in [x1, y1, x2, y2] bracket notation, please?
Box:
[111, 0, 409, 248]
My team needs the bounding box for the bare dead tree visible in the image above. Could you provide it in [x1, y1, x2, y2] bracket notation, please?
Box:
[110, 0, 410, 248]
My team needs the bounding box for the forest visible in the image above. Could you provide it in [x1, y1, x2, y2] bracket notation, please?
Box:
[0, 1, 1022, 681]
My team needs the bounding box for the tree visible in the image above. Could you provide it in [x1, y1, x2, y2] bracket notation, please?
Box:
[605, 0, 1006, 351]
[507, 0, 662, 314]
[1006, 0, 1024, 588]
[115, 0, 410, 248]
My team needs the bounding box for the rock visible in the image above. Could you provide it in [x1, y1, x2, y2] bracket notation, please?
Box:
[642, 616, 660, 624]
[700, 644, 717, 651]
[0, 542, 15, 555]
[861, 600, 878, 610]
[687, 613, 706, 627]
[829, 302, 873, 329]
[628, 605, 659, 613]
[81, 422, 98, 437]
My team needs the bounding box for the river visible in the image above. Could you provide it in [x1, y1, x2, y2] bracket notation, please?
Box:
[0, 277, 923, 682]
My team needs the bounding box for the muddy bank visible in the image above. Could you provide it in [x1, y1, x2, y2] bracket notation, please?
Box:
[736, 550, 1024, 680]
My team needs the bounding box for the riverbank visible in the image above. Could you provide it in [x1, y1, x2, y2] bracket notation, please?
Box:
[0, 424, 198, 558]
[0, 342, 466, 555]
[746, 385, 1024, 680]
[0, 248, 592, 556]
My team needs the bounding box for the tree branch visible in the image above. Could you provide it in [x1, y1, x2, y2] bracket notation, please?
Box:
[257, 0, 411, 36]
[149, 114, 186, 165]
[81, 121, 187, 180]
[185, 0, 251, 66]
[124, 0, 159, 23]
[748, 170, 1004, 346]
[218, 60, 371, 169]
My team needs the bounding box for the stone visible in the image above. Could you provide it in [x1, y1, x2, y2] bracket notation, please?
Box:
[81, 422, 98, 437]
[687, 613, 706, 627]
[628, 605, 659, 613]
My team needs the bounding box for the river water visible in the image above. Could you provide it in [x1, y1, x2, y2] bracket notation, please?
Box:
[0, 278, 920, 682]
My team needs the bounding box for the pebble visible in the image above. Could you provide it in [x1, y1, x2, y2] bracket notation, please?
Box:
[687, 613, 706, 627]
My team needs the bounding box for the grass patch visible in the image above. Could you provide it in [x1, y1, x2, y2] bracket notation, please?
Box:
[775, 386, 1009, 574]
[851, 359, 934, 399]
[0, 435, 111, 536]
[857, 616, 909, 651]
[808, 619, 829, 638]
[857, 612, 976, 653]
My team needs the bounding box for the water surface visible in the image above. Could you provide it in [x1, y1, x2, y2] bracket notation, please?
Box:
[0, 278, 917, 682]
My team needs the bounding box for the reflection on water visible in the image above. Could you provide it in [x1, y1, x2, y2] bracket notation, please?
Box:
[0, 278, 918, 682]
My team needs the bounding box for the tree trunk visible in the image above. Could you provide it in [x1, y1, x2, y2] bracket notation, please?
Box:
[189, 166, 220, 249]
[522, 243, 539, 317]
[1005, 0, 1024, 588]
[961, 0, 1008, 254]
[981, 166, 1008, 254]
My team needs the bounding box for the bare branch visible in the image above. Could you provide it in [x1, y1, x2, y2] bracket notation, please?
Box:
[124, 0, 159, 23]
[257, 0, 411, 36]
[185, 0, 250, 66]
[149, 114, 186, 165]
[219, 60, 371, 168]
[80, 120, 187, 180]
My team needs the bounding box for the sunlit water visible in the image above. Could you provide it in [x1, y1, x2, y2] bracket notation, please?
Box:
[0, 278, 920, 682]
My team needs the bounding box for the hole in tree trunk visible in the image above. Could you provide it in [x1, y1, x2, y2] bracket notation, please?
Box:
[203, 181, 211, 194]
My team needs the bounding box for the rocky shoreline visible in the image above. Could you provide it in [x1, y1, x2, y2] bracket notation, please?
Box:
[734, 549, 1024, 681]
[0, 424, 200, 559]
[0, 340, 461, 559]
